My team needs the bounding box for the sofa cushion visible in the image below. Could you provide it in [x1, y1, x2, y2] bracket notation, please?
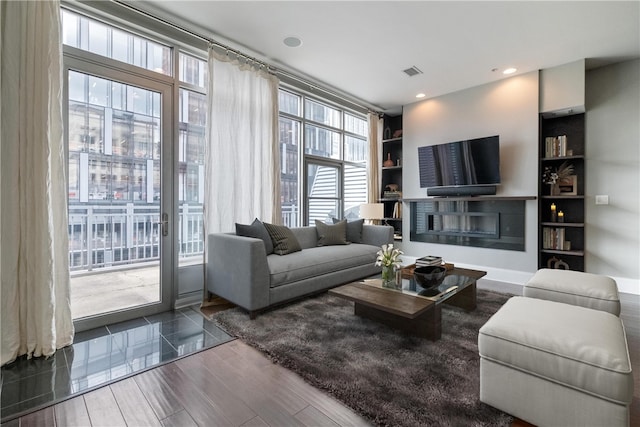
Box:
[290, 227, 319, 249]
[235, 218, 273, 255]
[315, 219, 349, 246]
[263, 223, 302, 255]
[333, 217, 364, 243]
[268, 244, 378, 288]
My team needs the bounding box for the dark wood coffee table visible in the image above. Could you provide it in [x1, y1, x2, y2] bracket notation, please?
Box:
[329, 267, 487, 341]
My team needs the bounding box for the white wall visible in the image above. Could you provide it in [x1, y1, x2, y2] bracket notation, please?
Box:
[402, 72, 539, 284]
[585, 59, 640, 294]
[540, 59, 585, 114]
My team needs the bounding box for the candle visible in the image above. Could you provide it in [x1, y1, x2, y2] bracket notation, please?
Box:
[551, 203, 557, 222]
[558, 211, 564, 222]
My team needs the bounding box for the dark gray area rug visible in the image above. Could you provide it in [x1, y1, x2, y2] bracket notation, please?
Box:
[214, 289, 513, 427]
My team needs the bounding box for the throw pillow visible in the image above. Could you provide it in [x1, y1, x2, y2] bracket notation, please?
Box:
[263, 222, 302, 255]
[315, 219, 349, 246]
[235, 218, 274, 255]
[332, 217, 364, 243]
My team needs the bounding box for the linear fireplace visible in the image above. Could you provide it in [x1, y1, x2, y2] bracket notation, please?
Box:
[409, 197, 534, 251]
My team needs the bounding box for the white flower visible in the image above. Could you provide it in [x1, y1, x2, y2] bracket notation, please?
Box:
[375, 243, 403, 269]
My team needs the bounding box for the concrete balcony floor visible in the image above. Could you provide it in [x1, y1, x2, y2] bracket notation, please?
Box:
[70, 265, 160, 319]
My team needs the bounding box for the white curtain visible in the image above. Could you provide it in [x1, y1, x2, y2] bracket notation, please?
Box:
[204, 49, 281, 235]
[367, 113, 382, 203]
[1, 0, 74, 365]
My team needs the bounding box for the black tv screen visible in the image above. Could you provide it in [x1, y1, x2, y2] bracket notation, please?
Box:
[418, 136, 500, 188]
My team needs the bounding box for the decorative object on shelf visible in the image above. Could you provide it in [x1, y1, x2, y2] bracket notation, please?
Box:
[558, 211, 564, 222]
[383, 153, 395, 167]
[550, 203, 557, 222]
[384, 183, 402, 200]
[554, 175, 577, 196]
[384, 127, 392, 140]
[393, 129, 403, 138]
[542, 161, 574, 195]
[547, 256, 570, 270]
[375, 244, 403, 288]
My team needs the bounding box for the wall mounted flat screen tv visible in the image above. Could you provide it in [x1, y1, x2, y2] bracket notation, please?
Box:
[418, 135, 500, 190]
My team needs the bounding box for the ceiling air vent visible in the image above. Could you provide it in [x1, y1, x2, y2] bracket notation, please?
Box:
[402, 66, 423, 77]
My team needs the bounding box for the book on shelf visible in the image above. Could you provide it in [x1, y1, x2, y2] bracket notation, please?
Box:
[392, 201, 402, 219]
[416, 255, 442, 267]
[542, 227, 566, 250]
[383, 191, 402, 199]
[545, 135, 568, 158]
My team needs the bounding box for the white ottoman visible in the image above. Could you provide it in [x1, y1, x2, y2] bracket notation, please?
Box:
[479, 297, 633, 427]
[524, 268, 621, 316]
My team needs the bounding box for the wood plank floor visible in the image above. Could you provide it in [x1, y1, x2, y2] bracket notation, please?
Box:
[3, 283, 639, 427]
[2, 340, 369, 427]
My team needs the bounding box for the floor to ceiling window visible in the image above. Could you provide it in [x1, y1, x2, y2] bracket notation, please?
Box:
[278, 88, 368, 226]
[177, 53, 207, 267]
[61, 6, 208, 328]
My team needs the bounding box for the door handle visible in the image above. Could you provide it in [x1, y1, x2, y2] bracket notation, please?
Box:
[158, 213, 169, 237]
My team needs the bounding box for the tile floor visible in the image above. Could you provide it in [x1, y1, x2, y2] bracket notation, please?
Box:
[0, 305, 233, 422]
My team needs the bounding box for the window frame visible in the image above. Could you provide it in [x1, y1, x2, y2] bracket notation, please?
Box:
[278, 86, 368, 227]
[61, 3, 211, 310]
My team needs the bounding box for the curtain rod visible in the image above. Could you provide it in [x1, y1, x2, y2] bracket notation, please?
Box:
[111, 0, 382, 115]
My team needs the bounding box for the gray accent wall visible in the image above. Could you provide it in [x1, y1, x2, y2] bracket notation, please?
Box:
[401, 64, 640, 294]
[402, 71, 539, 275]
[585, 59, 640, 291]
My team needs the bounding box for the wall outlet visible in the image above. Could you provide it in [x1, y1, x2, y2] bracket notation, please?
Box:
[595, 195, 609, 205]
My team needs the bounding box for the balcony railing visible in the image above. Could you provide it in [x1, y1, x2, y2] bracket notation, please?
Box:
[68, 203, 203, 271]
[68, 203, 299, 272]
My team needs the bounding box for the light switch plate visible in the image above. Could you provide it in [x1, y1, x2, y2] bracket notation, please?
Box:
[595, 195, 609, 205]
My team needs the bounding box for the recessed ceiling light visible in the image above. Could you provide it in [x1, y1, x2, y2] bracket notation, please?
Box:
[503, 67, 517, 75]
[283, 36, 302, 48]
[416, 93, 426, 98]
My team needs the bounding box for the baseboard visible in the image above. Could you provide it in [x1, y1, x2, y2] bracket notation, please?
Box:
[174, 292, 203, 309]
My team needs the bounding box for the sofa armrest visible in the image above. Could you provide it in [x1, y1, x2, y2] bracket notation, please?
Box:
[206, 233, 270, 312]
[361, 224, 394, 248]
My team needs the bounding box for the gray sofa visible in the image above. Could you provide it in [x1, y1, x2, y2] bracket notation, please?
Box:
[206, 224, 393, 317]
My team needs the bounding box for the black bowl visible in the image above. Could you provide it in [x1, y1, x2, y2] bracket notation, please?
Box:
[414, 265, 447, 289]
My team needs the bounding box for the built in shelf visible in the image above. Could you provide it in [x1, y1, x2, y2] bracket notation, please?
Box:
[382, 166, 402, 171]
[541, 249, 585, 257]
[541, 155, 585, 161]
[382, 137, 402, 144]
[541, 195, 585, 200]
[541, 222, 585, 227]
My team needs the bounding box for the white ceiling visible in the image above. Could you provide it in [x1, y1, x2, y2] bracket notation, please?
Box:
[135, 1, 639, 113]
